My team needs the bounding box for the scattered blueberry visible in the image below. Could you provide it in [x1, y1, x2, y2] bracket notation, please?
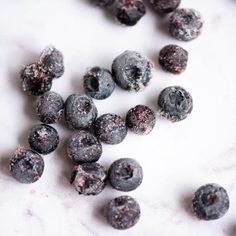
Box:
[158, 86, 193, 122]
[150, 0, 181, 14]
[94, 113, 127, 144]
[83, 67, 115, 100]
[112, 50, 152, 92]
[104, 195, 141, 229]
[67, 130, 102, 164]
[70, 162, 107, 195]
[91, 0, 115, 7]
[126, 105, 156, 135]
[28, 124, 59, 155]
[192, 184, 230, 220]
[10, 146, 44, 184]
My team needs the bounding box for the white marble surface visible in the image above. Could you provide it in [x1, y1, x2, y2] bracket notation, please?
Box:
[0, 0, 236, 235]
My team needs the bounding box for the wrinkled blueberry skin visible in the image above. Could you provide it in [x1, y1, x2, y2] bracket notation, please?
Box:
[28, 124, 59, 155]
[169, 8, 204, 41]
[70, 162, 107, 195]
[83, 67, 115, 100]
[158, 86, 193, 122]
[112, 51, 152, 92]
[126, 105, 156, 135]
[94, 113, 127, 144]
[67, 130, 102, 164]
[104, 195, 141, 229]
[65, 93, 98, 130]
[91, 0, 115, 7]
[10, 147, 44, 184]
[36, 91, 64, 124]
[108, 158, 143, 192]
[192, 184, 230, 220]
[150, 0, 180, 14]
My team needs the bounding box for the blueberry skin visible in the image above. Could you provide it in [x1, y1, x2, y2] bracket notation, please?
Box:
[94, 113, 128, 145]
[150, 0, 181, 14]
[112, 51, 152, 92]
[28, 124, 59, 155]
[91, 0, 115, 7]
[192, 184, 230, 220]
[104, 195, 141, 230]
[70, 162, 107, 195]
[65, 93, 98, 130]
[10, 147, 44, 184]
[158, 86, 193, 122]
[67, 130, 102, 164]
[83, 67, 115, 100]
[108, 158, 143, 192]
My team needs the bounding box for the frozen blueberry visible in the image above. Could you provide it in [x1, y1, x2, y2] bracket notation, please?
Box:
[70, 162, 107, 195]
[169, 8, 204, 41]
[91, 0, 115, 7]
[10, 146, 44, 184]
[150, 0, 180, 14]
[21, 63, 53, 96]
[94, 113, 127, 144]
[158, 86, 193, 122]
[104, 195, 141, 229]
[65, 93, 98, 130]
[67, 130, 102, 163]
[28, 124, 59, 155]
[112, 51, 152, 92]
[126, 105, 156, 135]
[192, 184, 230, 220]
[83, 67, 115, 100]
[108, 158, 143, 192]
[36, 91, 64, 124]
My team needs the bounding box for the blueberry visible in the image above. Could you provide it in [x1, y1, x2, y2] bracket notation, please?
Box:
[112, 50, 152, 92]
[192, 184, 230, 220]
[83, 67, 115, 100]
[67, 130, 102, 164]
[65, 93, 98, 130]
[150, 0, 181, 14]
[70, 162, 107, 195]
[10, 146, 44, 184]
[104, 195, 141, 229]
[169, 8, 204, 41]
[94, 113, 127, 144]
[28, 124, 59, 155]
[91, 0, 115, 7]
[158, 86, 193, 122]
[108, 158, 143, 192]
[126, 105, 156, 135]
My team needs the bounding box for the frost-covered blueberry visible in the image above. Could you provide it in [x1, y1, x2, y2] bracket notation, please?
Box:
[28, 124, 59, 155]
[10, 146, 44, 184]
[83, 67, 115, 100]
[126, 105, 156, 135]
[112, 50, 152, 92]
[150, 0, 180, 14]
[65, 93, 98, 130]
[104, 195, 141, 229]
[108, 158, 143, 192]
[70, 162, 107, 195]
[192, 184, 230, 220]
[158, 86, 193, 122]
[91, 0, 115, 7]
[94, 113, 127, 144]
[67, 130, 102, 164]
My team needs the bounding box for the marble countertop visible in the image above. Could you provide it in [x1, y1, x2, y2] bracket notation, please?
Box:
[1, 0, 236, 235]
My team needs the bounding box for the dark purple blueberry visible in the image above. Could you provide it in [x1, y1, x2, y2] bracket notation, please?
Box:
[126, 105, 156, 135]
[169, 8, 204, 41]
[150, 0, 180, 14]
[83, 67, 115, 100]
[104, 195, 141, 229]
[64, 93, 98, 130]
[28, 124, 59, 155]
[91, 0, 115, 7]
[70, 162, 107, 195]
[67, 130, 102, 164]
[108, 158, 143, 192]
[158, 86, 193, 122]
[112, 51, 152, 92]
[10, 147, 44, 184]
[21, 63, 53, 96]
[94, 113, 127, 145]
[36, 91, 64, 124]
[192, 184, 230, 220]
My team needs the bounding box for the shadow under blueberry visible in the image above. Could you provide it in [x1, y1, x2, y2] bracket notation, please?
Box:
[179, 192, 196, 219]
[0, 151, 14, 180]
[226, 225, 236, 236]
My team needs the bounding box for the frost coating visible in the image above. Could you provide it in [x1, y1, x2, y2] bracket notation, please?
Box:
[150, 0, 181, 14]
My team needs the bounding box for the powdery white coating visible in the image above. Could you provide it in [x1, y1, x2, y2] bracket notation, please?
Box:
[150, 0, 181, 14]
